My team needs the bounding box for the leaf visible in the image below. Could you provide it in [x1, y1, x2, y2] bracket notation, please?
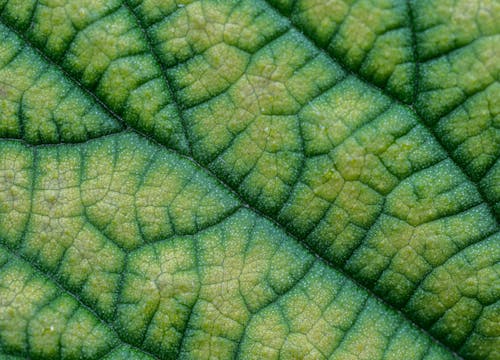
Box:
[0, 0, 498, 359]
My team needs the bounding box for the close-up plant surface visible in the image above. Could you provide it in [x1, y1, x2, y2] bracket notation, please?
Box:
[0, 0, 498, 359]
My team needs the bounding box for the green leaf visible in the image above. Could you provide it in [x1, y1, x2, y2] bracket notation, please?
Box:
[0, 0, 498, 359]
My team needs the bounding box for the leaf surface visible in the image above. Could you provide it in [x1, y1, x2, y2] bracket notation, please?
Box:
[0, 0, 498, 359]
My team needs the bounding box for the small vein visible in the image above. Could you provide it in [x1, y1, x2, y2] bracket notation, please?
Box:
[122, 1, 193, 156]
[234, 258, 316, 358]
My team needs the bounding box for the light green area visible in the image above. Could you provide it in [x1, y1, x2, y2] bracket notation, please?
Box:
[0, 0, 498, 359]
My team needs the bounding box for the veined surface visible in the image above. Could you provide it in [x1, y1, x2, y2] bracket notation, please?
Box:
[0, 0, 498, 359]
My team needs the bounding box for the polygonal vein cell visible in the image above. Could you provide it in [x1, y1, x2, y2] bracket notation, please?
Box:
[1, 134, 456, 360]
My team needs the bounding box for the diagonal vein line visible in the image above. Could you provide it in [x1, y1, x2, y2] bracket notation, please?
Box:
[0, 244, 161, 360]
[0, 11, 476, 360]
[258, 0, 499, 224]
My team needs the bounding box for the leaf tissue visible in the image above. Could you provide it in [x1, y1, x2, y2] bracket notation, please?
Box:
[0, 0, 498, 359]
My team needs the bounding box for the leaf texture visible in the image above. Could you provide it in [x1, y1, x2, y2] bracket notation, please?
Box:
[0, 0, 498, 359]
